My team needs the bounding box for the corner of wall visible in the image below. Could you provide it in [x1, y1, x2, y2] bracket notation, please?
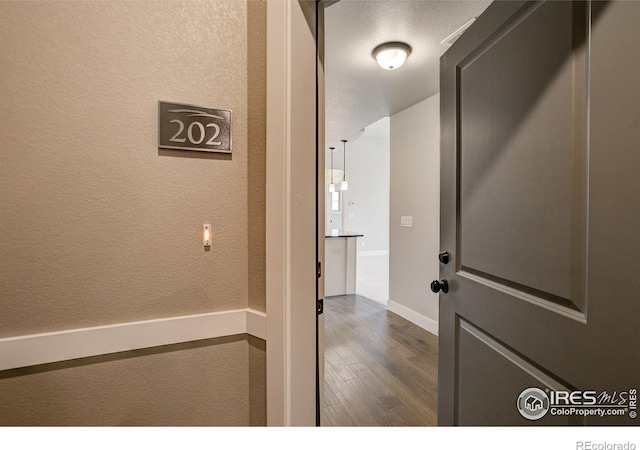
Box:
[247, 0, 268, 314]
[248, 335, 267, 425]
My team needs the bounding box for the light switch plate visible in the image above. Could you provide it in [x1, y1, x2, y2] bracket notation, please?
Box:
[401, 216, 413, 227]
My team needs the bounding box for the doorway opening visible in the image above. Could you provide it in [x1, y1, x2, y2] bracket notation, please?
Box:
[321, 0, 491, 426]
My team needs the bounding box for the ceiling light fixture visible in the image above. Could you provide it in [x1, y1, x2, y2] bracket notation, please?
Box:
[372, 42, 412, 70]
[341, 140, 348, 191]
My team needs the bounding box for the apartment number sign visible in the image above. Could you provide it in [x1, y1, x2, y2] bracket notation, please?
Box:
[158, 101, 232, 153]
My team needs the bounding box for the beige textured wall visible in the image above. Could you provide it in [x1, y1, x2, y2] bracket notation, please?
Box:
[0, 0, 266, 425]
[0, 0, 265, 337]
[0, 336, 261, 426]
[247, 0, 267, 312]
[248, 335, 267, 425]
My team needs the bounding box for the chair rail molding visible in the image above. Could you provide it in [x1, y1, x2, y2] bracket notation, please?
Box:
[0, 308, 266, 372]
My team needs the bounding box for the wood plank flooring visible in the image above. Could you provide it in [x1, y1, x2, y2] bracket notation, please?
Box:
[323, 294, 439, 426]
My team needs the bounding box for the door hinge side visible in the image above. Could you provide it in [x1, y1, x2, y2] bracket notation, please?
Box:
[317, 298, 324, 315]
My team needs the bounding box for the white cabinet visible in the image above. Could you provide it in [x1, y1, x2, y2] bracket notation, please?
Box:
[324, 232, 362, 297]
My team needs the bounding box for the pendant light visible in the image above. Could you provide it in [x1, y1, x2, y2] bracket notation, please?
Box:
[329, 147, 336, 192]
[340, 140, 348, 191]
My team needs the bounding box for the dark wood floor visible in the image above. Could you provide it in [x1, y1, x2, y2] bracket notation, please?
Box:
[323, 294, 439, 426]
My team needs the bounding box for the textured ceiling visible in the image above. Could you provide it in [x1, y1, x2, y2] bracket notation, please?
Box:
[325, 0, 491, 150]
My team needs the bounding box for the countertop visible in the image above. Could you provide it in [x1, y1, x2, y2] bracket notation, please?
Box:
[325, 229, 364, 238]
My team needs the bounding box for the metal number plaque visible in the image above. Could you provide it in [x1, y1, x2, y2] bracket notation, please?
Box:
[158, 101, 232, 153]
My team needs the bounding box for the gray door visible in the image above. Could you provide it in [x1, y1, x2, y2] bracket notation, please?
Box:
[438, 1, 639, 425]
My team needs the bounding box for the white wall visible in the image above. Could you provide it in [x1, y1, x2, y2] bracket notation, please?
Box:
[389, 93, 440, 335]
[330, 117, 390, 253]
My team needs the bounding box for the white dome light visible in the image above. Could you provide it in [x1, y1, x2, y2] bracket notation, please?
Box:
[372, 42, 412, 70]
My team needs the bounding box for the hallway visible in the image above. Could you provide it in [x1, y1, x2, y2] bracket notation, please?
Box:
[324, 295, 438, 426]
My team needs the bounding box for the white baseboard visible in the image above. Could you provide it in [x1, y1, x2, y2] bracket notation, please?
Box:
[387, 300, 438, 336]
[0, 308, 266, 371]
[357, 250, 389, 257]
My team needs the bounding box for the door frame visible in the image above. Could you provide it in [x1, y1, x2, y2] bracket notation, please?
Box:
[265, 0, 322, 426]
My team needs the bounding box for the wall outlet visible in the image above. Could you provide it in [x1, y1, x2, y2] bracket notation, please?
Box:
[401, 216, 413, 227]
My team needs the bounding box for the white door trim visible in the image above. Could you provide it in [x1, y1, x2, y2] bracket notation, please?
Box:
[265, 0, 318, 426]
[266, 0, 290, 426]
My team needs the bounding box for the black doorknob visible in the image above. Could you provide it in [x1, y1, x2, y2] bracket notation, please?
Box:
[430, 279, 449, 294]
